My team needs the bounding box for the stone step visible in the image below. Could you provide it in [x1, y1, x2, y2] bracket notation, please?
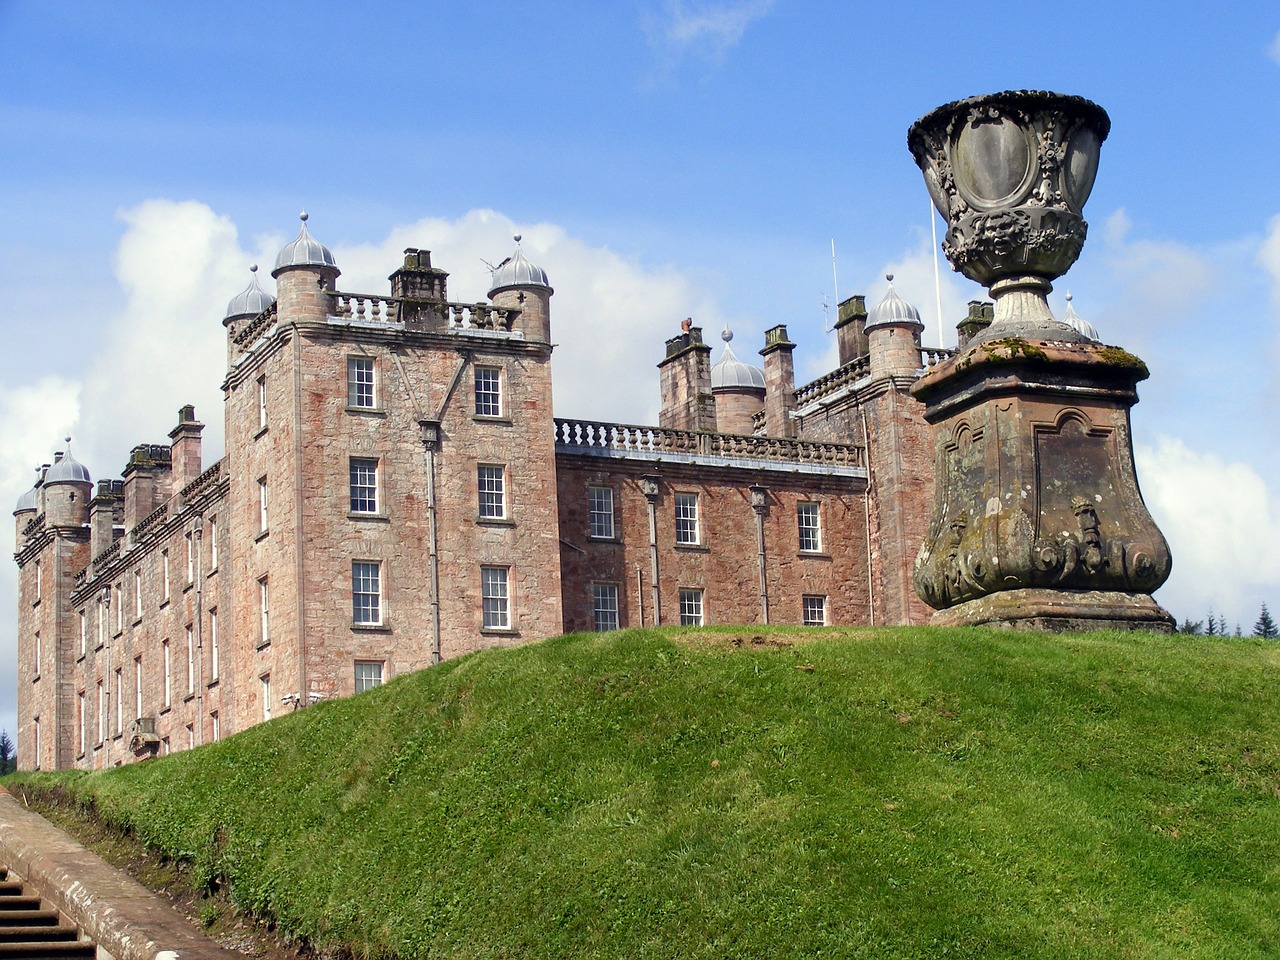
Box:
[0, 906, 44, 921]
[0, 911, 61, 928]
[0, 940, 96, 959]
[0, 926, 80, 943]
[0, 883, 23, 897]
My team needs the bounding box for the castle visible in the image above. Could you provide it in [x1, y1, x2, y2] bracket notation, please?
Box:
[12, 214, 1024, 771]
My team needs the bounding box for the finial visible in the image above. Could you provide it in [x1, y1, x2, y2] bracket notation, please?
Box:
[299, 211, 309, 222]
[250, 264, 259, 274]
[514, 234, 522, 244]
[1065, 291, 1073, 303]
[65, 436, 72, 445]
[886, 273, 895, 283]
[721, 325, 733, 343]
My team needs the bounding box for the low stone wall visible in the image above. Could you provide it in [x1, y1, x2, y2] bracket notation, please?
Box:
[0, 786, 239, 960]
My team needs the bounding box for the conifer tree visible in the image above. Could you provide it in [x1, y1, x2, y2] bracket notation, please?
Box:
[0, 731, 13, 775]
[1205, 611, 1218, 636]
[1254, 603, 1278, 639]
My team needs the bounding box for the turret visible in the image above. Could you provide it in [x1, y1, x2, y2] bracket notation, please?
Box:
[866, 276, 925, 380]
[222, 265, 276, 362]
[487, 236, 553, 343]
[41, 441, 92, 529]
[710, 327, 765, 435]
[13, 468, 41, 550]
[272, 213, 340, 327]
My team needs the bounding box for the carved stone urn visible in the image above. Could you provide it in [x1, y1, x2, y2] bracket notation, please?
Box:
[907, 91, 1174, 631]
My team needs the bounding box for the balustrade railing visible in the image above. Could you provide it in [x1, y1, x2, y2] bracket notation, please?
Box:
[554, 419, 864, 469]
[921, 346, 955, 367]
[330, 293, 399, 325]
[445, 302, 519, 332]
[793, 356, 870, 408]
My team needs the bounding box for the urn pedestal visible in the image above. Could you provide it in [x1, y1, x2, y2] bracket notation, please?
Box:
[906, 90, 1173, 631]
[910, 340, 1173, 631]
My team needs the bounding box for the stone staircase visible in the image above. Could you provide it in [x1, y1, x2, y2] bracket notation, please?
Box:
[0, 868, 94, 960]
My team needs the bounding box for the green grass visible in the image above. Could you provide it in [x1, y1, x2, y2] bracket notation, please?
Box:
[10, 626, 1280, 959]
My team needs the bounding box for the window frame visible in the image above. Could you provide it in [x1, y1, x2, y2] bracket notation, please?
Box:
[674, 492, 700, 545]
[256, 375, 268, 431]
[477, 464, 507, 520]
[355, 660, 384, 694]
[592, 582, 620, 632]
[679, 588, 704, 626]
[352, 560, 383, 626]
[474, 365, 503, 418]
[588, 486, 616, 540]
[349, 457, 380, 515]
[347, 355, 377, 410]
[481, 566, 511, 630]
[797, 502, 823, 553]
[802, 594, 828, 627]
[258, 576, 270, 647]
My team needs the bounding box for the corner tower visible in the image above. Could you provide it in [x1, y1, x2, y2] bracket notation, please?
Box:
[487, 236, 553, 343]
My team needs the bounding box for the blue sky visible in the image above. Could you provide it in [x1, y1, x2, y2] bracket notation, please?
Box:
[2, 2, 1279, 738]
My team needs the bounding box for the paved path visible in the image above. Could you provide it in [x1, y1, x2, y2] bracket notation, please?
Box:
[0, 786, 241, 960]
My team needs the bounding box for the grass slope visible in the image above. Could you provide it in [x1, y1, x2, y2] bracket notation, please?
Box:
[11, 626, 1280, 959]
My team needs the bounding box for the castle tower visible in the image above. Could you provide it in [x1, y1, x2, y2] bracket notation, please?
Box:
[709, 326, 765, 435]
[221, 265, 275, 364]
[859, 281, 935, 625]
[13, 469, 41, 551]
[487, 236, 553, 343]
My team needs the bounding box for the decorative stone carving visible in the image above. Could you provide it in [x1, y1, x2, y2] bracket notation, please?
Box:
[908, 93, 1173, 631]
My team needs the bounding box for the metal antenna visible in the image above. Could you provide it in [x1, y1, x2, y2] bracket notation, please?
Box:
[829, 238, 840, 334]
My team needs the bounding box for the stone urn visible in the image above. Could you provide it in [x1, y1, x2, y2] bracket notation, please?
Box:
[906, 92, 1174, 631]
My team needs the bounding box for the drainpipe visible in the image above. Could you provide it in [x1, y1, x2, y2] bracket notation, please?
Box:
[292, 334, 308, 708]
[193, 516, 204, 744]
[422, 420, 442, 664]
[640, 476, 662, 626]
[634, 563, 645, 628]
[101, 586, 111, 769]
[858, 402, 876, 627]
[749, 485, 770, 624]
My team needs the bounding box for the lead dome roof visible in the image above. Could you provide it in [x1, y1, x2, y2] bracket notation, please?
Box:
[488, 236, 552, 295]
[14, 470, 39, 514]
[43, 441, 91, 486]
[865, 275, 924, 331]
[273, 213, 338, 276]
[224, 265, 275, 320]
[1061, 293, 1100, 342]
[711, 327, 766, 391]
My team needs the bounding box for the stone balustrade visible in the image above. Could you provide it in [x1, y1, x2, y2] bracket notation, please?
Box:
[555, 418, 865, 469]
[330, 293, 399, 326]
[445, 302, 519, 332]
[921, 346, 955, 367]
[794, 356, 871, 408]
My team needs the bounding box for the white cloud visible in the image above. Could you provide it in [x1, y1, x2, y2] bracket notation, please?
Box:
[1269, 30, 1280, 66]
[1256, 212, 1280, 310]
[1137, 436, 1280, 627]
[644, 0, 774, 74]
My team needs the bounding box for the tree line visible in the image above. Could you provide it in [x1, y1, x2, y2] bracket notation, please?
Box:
[1179, 603, 1277, 638]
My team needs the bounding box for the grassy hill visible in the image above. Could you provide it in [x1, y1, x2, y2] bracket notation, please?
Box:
[10, 626, 1280, 959]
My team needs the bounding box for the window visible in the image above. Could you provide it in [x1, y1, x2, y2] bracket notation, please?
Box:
[161, 550, 170, 602]
[186, 724, 195, 750]
[588, 486, 615, 539]
[33, 561, 41, 600]
[798, 502, 822, 553]
[134, 657, 142, 722]
[185, 533, 194, 583]
[77, 691, 86, 756]
[134, 568, 143, 620]
[352, 561, 382, 625]
[675, 493, 700, 545]
[114, 668, 123, 735]
[592, 583, 620, 632]
[355, 660, 384, 693]
[803, 595, 827, 626]
[96, 680, 105, 744]
[162, 639, 172, 708]
[185, 625, 195, 695]
[679, 588, 704, 626]
[481, 566, 510, 630]
[347, 356, 376, 409]
[209, 518, 218, 570]
[256, 375, 268, 430]
[210, 711, 220, 742]
[162, 736, 170, 756]
[115, 584, 123, 631]
[257, 478, 269, 534]
[474, 366, 502, 417]
[261, 674, 272, 721]
[349, 458, 379, 514]
[33, 631, 40, 677]
[209, 608, 219, 680]
[32, 717, 39, 770]
[258, 577, 270, 645]
[78, 610, 87, 657]
[478, 465, 506, 519]
[97, 601, 105, 648]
